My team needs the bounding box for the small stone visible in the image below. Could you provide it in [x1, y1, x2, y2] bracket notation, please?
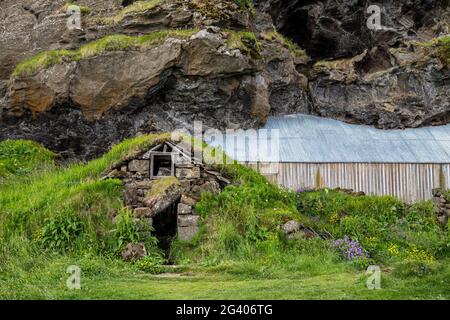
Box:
[144, 218, 153, 227]
[438, 215, 448, 226]
[175, 163, 194, 168]
[432, 188, 442, 197]
[128, 160, 150, 173]
[181, 194, 197, 206]
[176, 167, 201, 179]
[121, 243, 147, 262]
[178, 226, 199, 241]
[178, 215, 200, 227]
[134, 207, 154, 218]
[191, 181, 220, 197]
[282, 220, 300, 235]
[178, 203, 192, 215]
[108, 169, 126, 179]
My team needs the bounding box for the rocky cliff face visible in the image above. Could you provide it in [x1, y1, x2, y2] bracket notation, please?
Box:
[0, 0, 449, 158]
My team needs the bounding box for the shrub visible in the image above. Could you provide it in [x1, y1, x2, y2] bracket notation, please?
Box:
[295, 189, 449, 263]
[37, 214, 84, 253]
[135, 253, 165, 274]
[176, 163, 300, 265]
[393, 259, 440, 278]
[113, 207, 151, 252]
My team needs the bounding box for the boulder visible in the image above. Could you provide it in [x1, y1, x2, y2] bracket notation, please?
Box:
[191, 181, 221, 198]
[143, 177, 182, 216]
[176, 166, 201, 179]
[134, 207, 154, 218]
[181, 194, 197, 207]
[282, 220, 300, 235]
[128, 160, 150, 174]
[121, 243, 147, 261]
[178, 226, 199, 242]
[177, 203, 192, 215]
[178, 215, 200, 227]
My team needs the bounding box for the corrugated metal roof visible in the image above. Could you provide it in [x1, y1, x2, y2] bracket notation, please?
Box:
[207, 114, 450, 163]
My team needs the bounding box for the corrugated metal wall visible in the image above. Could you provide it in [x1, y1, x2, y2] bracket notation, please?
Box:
[245, 162, 450, 202]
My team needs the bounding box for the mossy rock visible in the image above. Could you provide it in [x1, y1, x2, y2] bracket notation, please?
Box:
[417, 36, 450, 66]
[12, 30, 198, 78]
[227, 31, 261, 59]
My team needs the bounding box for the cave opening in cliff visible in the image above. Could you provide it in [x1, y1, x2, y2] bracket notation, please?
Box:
[152, 201, 178, 258]
[275, 8, 340, 61]
[122, 0, 136, 7]
[268, 1, 369, 61]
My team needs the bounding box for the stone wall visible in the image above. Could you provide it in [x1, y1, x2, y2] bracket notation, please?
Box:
[105, 147, 230, 243]
[432, 189, 450, 226]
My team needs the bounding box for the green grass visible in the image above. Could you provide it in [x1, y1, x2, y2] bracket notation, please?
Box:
[227, 31, 261, 59]
[12, 30, 198, 78]
[266, 31, 308, 60]
[1, 137, 449, 300]
[96, 0, 165, 25]
[12, 28, 261, 78]
[0, 140, 55, 178]
[295, 189, 449, 264]
[1, 253, 449, 299]
[417, 36, 450, 66]
[0, 134, 169, 242]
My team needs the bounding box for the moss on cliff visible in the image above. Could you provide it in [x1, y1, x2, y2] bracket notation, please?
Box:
[96, 0, 165, 25]
[227, 31, 261, 59]
[12, 28, 261, 78]
[12, 29, 197, 78]
[263, 31, 308, 60]
[64, 1, 93, 15]
[418, 36, 450, 66]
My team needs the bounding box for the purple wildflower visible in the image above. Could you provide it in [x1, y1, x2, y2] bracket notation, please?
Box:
[332, 236, 369, 260]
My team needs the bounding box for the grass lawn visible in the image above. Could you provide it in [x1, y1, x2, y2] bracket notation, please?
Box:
[2, 266, 449, 300]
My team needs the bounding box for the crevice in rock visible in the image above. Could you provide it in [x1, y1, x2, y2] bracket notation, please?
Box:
[122, 0, 137, 7]
[21, 5, 39, 21]
[354, 46, 394, 75]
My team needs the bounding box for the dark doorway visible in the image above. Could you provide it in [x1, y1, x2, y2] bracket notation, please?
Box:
[152, 201, 178, 258]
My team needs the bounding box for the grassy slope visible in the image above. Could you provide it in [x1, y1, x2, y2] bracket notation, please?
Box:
[0, 137, 449, 300]
[0, 140, 54, 178]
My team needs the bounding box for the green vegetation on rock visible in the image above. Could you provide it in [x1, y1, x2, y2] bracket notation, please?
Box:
[417, 36, 450, 66]
[12, 30, 198, 78]
[146, 176, 179, 198]
[227, 31, 261, 59]
[233, 0, 254, 11]
[96, 0, 165, 25]
[267, 30, 308, 60]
